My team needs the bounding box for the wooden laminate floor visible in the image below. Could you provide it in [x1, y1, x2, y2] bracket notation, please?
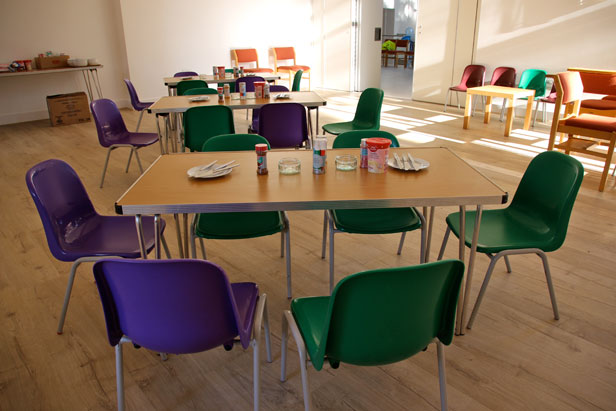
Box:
[1, 90, 614, 410]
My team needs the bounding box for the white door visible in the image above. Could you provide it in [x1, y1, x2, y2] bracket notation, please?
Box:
[357, 0, 383, 90]
[412, 0, 478, 104]
[315, 0, 353, 91]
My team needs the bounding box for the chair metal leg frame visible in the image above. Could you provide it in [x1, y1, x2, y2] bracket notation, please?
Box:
[466, 248, 560, 329]
[57, 255, 118, 334]
[324, 209, 426, 294]
[251, 293, 273, 411]
[282, 212, 293, 299]
[436, 340, 448, 411]
[436, 226, 451, 261]
[531, 99, 542, 127]
[100, 144, 145, 188]
[115, 336, 131, 411]
[281, 310, 313, 411]
[135, 110, 145, 132]
[444, 89, 451, 112]
[189, 214, 207, 260]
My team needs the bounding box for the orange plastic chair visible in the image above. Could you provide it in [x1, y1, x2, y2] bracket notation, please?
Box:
[231, 49, 273, 74]
[273, 47, 310, 89]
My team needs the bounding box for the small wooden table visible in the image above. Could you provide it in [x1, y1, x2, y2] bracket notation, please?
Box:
[463, 85, 535, 137]
[115, 147, 508, 335]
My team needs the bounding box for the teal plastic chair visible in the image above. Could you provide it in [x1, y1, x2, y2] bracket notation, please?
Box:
[177, 80, 208, 96]
[322, 88, 384, 135]
[506, 69, 546, 125]
[183, 106, 235, 152]
[183, 87, 218, 96]
[437, 151, 584, 329]
[281, 259, 465, 411]
[191, 134, 293, 298]
[322, 130, 426, 293]
[292, 69, 303, 92]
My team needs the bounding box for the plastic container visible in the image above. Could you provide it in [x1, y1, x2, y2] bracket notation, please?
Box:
[360, 138, 368, 168]
[278, 157, 301, 175]
[254, 81, 265, 98]
[217, 86, 224, 102]
[256, 143, 268, 175]
[366, 138, 391, 173]
[239, 82, 247, 98]
[335, 154, 357, 171]
[264, 82, 270, 98]
[313, 137, 327, 174]
[217, 66, 225, 79]
[223, 84, 230, 98]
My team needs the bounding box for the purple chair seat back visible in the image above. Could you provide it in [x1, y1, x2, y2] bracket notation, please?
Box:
[236, 76, 265, 92]
[174, 71, 198, 77]
[124, 79, 152, 111]
[258, 102, 308, 148]
[90, 99, 131, 146]
[251, 85, 289, 132]
[93, 259, 258, 353]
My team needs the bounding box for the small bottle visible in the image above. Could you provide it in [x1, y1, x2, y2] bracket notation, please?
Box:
[264, 82, 270, 98]
[239, 82, 247, 98]
[217, 86, 224, 102]
[360, 138, 368, 168]
[313, 137, 327, 174]
[223, 83, 230, 98]
[256, 143, 268, 175]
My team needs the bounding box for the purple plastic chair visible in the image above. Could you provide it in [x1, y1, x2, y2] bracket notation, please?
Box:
[92, 259, 272, 411]
[124, 79, 154, 132]
[235, 75, 266, 92]
[250, 85, 289, 133]
[90, 99, 160, 188]
[174, 71, 198, 77]
[444, 64, 486, 113]
[25, 159, 169, 334]
[258, 102, 310, 149]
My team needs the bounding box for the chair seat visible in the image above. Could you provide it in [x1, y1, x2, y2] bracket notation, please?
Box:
[580, 99, 616, 110]
[322, 121, 377, 135]
[290, 296, 330, 362]
[244, 68, 274, 74]
[602, 95, 616, 101]
[134, 101, 153, 111]
[563, 114, 616, 132]
[58, 215, 163, 261]
[103, 131, 159, 148]
[277, 65, 310, 72]
[446, 208, 557, 254]
[195, 211, 284, 239]
[449, 85, 469, 92]
[230, 282, 259, 340]
[332, 208, 421, 234]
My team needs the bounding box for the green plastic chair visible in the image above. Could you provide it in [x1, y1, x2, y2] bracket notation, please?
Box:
[292, 69, 303, 92]
[183, 87, 218, 96]
[183, 106, 235, 152]
[507, 69, 546, 125]
[321, 130, 426, 293]
[191, 134, 293, 298]
[437, 151, 584, 329]
[177, 80, 208, 96]
[322, 88, 384, 135]
[281, 259, 465, 411]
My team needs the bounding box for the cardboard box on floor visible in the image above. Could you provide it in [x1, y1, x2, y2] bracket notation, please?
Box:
[46, 92, 90, 126]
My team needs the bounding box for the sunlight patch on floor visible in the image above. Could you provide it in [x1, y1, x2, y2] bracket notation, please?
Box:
[397, 131, 465, 145]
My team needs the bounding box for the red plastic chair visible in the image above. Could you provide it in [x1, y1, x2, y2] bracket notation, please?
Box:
[273, 47, 311, 89]
[232, 49, 273, 74]
[488, 67, 517, 121]
[444, 64, 486, 113]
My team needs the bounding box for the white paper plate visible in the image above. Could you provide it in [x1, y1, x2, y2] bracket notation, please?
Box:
[187, 165, 233, 179]
[387, 157, 430, 171]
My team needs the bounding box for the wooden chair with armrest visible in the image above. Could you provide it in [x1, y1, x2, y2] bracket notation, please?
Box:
[548, 71, 616, 191]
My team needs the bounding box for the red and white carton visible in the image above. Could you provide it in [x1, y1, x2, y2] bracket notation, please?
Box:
[254, 81, 265, 99]
[366, 138, 391, 173]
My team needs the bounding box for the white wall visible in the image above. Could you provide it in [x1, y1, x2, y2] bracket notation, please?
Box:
[0, 0, 129, 125]
[119, 0, 315, 101]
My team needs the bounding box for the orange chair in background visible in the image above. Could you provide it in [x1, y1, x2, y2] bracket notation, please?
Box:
[272, 47, 310, 89]
[231, 49, 274, 74]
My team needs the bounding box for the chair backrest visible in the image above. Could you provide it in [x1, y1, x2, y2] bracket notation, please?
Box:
[25, 159, 97, 261]
[553, 71, 584, 105]
[292, 70, 303, 91]
[93, 259, 250, 353]
[123, 79, 143, 109]
[233, 49, 259, 67]
[184, 106, 235, 152]
[235, 76, 265, 92]
[274, 47, 296, 62]
[299, 260, 464, 370]
[258, 102, 308, 148]
[203, 134, 270, 152]
[518, 69, 547, 97]
[177, 80, 208, 96]
[183, 87, 218, 96]
[490, 66, 516, 87]
[509, 151, 584, 252]
[458, 64, 486, 89]
[333, 130, 400, 148]
[270, 85, 289, 92]
[394, 39, 409, 50]
[90, 99, 130, 147]
[352, 88, 385, 129]
[174, 71, 198, 77]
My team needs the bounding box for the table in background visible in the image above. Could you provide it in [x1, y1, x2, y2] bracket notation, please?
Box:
[115, 147, 508, 335]
[464, 85, 535, 137]
[0, 65, 104, 102]
[163, 73, 281, 95]
[148, 91, 327, 152]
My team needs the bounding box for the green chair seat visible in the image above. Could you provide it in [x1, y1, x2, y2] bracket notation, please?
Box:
[332, 207, 422, 234]
[183, 87, 217, 96]
[196, 211, 285, 239]
[445, 208, 555, 254]
[322, 88, 384, 136]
